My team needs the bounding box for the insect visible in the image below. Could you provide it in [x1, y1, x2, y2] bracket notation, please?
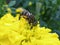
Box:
[16, 8, 38, 29]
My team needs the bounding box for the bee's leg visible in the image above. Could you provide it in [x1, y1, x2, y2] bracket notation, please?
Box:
[19, 16, 21, 20]
[30, 20, 38, 29]
[18, 13, 21, 20]
[30, 25, 33, 29]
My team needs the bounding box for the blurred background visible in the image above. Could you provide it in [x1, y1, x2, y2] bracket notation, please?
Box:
[0, 0, 60, 36]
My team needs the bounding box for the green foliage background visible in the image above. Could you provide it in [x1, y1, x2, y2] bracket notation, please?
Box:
[0, 0, 60, 36]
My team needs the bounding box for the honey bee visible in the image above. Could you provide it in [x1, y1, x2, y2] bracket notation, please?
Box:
[16, 8, 38, 29]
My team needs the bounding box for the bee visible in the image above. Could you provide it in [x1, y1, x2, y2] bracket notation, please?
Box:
[16, 8, 38, 29]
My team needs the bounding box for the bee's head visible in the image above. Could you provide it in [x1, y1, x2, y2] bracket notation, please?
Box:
[16, 8, 24, 13]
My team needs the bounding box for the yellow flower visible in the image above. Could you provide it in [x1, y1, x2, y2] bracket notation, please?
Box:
[7, 8, 11, 12]
[0, 13, 16, 23]
[0, 12, 60, 45]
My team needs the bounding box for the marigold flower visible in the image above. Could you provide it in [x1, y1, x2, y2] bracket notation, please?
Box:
[0, 13, 60, 45]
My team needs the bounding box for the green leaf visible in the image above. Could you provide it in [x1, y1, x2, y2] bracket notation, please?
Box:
[8, 1, 16, 7]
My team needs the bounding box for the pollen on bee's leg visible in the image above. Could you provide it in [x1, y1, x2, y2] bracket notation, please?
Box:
[19, 16, 21, 20]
